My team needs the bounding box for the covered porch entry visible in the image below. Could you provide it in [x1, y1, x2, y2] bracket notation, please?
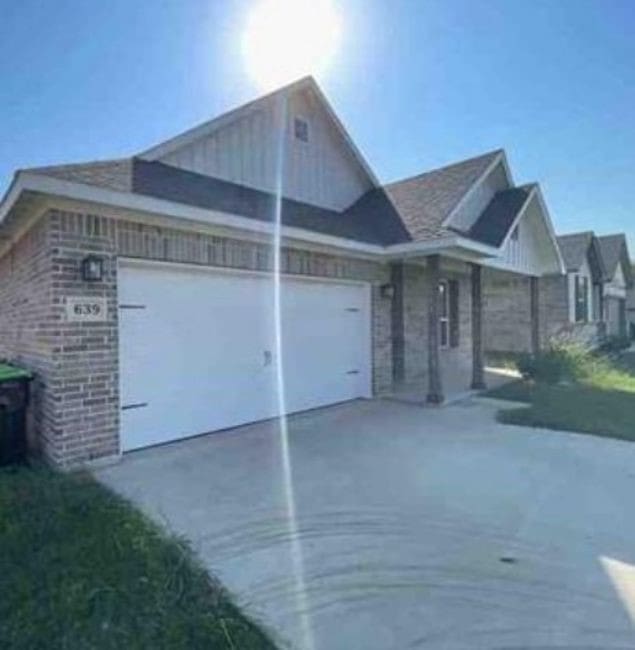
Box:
[386, 254, 538, 405]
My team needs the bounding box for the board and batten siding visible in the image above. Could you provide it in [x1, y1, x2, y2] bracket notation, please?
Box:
[490, 196, 557, 276]
[451, 162, 510, 231]
[156, 88, 373, 212]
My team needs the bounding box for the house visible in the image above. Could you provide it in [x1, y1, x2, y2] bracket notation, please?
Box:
[597, 234, 632, 338]
[0, 77, 564, 467]
[542, 231, 607, 347]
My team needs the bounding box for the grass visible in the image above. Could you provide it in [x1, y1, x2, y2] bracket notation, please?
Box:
[487, 347, 635, 442]
[0, 466, 277, 650]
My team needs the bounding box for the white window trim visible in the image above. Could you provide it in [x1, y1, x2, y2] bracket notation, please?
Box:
[439, 279, 450, 349]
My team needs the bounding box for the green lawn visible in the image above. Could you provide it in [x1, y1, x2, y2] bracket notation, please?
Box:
[0, 467, 277, 650]
[487, 348, 635, 442]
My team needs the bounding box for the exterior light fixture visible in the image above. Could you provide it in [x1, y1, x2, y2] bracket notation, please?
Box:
[380, 283, 395, 300]
[81, 255, 104, 282]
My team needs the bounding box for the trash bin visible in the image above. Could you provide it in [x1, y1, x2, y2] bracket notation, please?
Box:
[0, 364, 33, 466]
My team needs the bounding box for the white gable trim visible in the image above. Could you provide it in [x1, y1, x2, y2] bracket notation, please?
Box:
[139, 77, 379, 189]
[440, 150, 513, 228]
[531, 185, 566, 274]
[498, 185, 537, 249]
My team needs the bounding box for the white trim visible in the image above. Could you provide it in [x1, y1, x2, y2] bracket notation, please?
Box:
[1, 173, 502, 262]
[386, 236, 498, 258]
[140, 76, 380, 188]
[532, 185, 566, 274]
[440, 150, 509, 228]
[438, 279, 450, 349]
[5, 172, 385, 255]
[0, 171, 563, 277]
[498, 185, 537, 249]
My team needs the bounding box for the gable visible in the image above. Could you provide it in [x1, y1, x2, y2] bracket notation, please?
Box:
[487, 191, 563, 275]
[142, 81, 374, 211]
[450, 160, 511, 232]
[383, 149, 503, 242]
[609, 262, 626, 289]
[467, 184, 531, 246]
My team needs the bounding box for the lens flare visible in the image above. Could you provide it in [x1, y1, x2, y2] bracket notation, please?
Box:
[242, 0, 341, 90]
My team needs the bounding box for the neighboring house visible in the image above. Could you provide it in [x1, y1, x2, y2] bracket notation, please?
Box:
[597, 234, 632, 338]
[0, 76, 563, 467]
[543, 231, 607, 347]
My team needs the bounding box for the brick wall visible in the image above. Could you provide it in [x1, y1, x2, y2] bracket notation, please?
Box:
[483, 273, 533, 353]
[47, 211, 120, 466]
[483, 271, 604, 353]
[0, 208, 393, 466]
[0, 217, 57, 453]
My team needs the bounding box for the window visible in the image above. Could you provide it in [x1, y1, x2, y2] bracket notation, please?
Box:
[574, 274, 589, 323]
[438, 281, 450, 348]
[294, 117, 309, 143]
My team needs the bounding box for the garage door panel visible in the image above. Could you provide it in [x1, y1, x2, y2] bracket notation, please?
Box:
[119, 263, 371, 451]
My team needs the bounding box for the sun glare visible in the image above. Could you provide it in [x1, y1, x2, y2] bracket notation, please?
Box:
[242, 0, 341, 90]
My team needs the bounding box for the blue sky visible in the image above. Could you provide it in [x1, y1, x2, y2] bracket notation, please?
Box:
[1, 0, 634, 248]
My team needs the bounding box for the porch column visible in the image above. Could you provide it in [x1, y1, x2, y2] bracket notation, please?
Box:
[470, 263, 486, 389]
[426, 254, 444, 404]
[530, 276, 540, 355]
[390, 262, 405, 383]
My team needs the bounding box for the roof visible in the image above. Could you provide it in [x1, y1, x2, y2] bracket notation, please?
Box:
[597, 234, 632, 285]
[382, 150, 502, 242]
[131, 159, 410, 245]
[24, 151, 508, 247]
[467, 185, 534, 246]
[556, 232, 595, 271]
[24, 159, 132, 192]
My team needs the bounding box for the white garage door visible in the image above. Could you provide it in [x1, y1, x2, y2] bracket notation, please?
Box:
[118, 261, 372, 451]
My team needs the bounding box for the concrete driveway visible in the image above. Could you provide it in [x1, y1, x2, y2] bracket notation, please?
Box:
[96, 399, 635, 649]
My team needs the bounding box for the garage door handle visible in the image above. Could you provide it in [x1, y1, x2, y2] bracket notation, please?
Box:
[121, 402, 148, 411]
[346, 370, 360, 375]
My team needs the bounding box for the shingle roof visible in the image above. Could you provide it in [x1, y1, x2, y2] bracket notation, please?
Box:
[556, 232, 595, 271]
[25, 158, 411, 245]
[24, 150, 511, 249]
[467, 185, 533, 246]
[597, 234, 631, 283]
[382, 150, 502, 242]
[25, 159, 132, 192]
[132, 159, 410, 245]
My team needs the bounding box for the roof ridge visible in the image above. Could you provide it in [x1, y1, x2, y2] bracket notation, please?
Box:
[383, 148, 503, 188]
[557, 230, 595, 239]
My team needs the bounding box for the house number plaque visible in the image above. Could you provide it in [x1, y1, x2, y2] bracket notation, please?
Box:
[66, 297, 108, 322]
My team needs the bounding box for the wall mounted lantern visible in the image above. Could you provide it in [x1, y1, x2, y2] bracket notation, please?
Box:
[81, 255, 104, 282]
[380, 283, 395, 300]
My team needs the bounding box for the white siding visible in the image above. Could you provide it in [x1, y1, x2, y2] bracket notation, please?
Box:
[157, 88, 372, 211]
[490, 196, 559, 276]
[605, 263, 627, 298]
[451, 162, 510, 231]
[567, 258, 594, 323]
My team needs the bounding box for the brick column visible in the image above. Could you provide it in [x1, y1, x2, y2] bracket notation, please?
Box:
[471, 263, 486, 389]
[390, 262, 405, 383]
[530, 276, 540, 355]
[426, 255, 444, 404]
